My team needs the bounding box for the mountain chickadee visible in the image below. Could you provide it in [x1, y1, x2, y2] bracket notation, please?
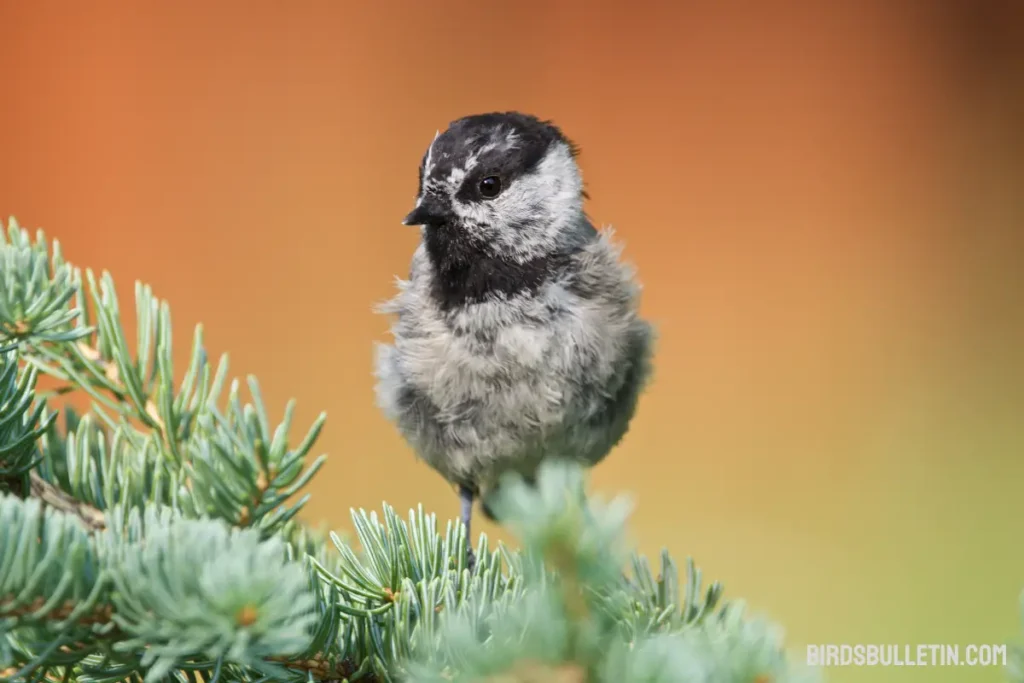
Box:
[375, 112, 653, 564]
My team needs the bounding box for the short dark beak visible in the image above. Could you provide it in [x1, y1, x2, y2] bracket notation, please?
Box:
[403, 196, 451, 226]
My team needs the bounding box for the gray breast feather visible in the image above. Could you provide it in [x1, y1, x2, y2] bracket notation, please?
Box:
[374, 228, 654, 491]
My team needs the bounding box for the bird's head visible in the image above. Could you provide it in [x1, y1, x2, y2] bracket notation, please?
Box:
[403, 112, 588, 265]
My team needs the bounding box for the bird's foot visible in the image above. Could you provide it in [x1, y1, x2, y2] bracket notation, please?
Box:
[466, 546, 477, 573]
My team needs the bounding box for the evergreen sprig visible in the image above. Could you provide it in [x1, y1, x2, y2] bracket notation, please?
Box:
[0, 346, 54, 484]
[402, 461, 819, 683]
[0, 215, 827, 682]
[0, 217, 326, 535]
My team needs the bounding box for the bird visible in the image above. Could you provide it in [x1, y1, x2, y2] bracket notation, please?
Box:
[374, 112, 653, 567]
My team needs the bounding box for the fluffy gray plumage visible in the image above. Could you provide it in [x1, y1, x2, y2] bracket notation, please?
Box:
[374, 112, 653, 548]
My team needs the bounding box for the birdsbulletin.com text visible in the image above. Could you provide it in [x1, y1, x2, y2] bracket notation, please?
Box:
[807, 643, 1007, 667]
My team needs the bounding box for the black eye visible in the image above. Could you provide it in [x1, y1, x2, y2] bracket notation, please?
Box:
[479, 176, 502, 198]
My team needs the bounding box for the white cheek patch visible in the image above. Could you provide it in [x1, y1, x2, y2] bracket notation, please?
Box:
[452, 198, 493, 227]
[490, 143, 583, 261]
[533, 142, 584, 213]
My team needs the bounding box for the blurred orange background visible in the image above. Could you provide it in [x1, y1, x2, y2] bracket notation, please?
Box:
[2, 2, 1023, 681]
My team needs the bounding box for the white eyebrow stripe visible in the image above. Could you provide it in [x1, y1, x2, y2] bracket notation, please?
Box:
[446, 166, 467, 187]
[463, 141, 497, 173]
[423, 130, 440, 176]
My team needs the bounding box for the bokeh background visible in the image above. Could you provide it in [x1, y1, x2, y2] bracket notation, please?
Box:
[2, 1, 1023, 681]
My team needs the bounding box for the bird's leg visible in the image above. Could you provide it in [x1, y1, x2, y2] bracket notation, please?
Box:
[459, 484, 477, 571]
